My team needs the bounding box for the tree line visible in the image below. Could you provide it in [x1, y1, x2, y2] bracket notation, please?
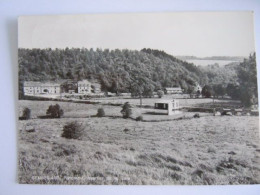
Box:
[18, 48, 206, 98]
[200, 53, 258, 107]
[18, 48, 257, 107]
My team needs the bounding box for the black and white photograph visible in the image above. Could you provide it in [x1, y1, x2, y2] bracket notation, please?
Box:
[17, 12, 259, 185]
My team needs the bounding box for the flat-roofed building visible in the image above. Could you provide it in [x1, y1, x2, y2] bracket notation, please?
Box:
[164, 87, 183, 94]
[154, 99, 180, 115]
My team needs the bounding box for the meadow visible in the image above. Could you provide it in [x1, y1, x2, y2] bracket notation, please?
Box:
[18, 99, 260, 185]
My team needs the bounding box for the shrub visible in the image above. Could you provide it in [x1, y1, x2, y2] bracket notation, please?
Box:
[157, 90, 164, 98]
[22, 107, 31, 120]
[136, 115, 143, 121]
[61, 121, 85, 140]
[121, 102, 132, 118]
[96, 108, 105, 117]
[123, 128, 130, 133]
[46, 104, 64, 118]
[193, 113, 200, 118]
[202, 85, 213, 98]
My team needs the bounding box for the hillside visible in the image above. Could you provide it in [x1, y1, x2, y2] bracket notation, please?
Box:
[198, 62, 239, 86]
[18, 48, 207, 97]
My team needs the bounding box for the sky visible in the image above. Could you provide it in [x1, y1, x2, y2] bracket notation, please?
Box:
[18, 12, 256, 57]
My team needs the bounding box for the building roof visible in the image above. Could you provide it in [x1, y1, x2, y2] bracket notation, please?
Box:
[165, 87, 182, 90]
[78, 80, 91, 84]
[61, 80, 78, 85]
[24, 81, 60, 87]
[91, 82, 101, 87]
[155, 99, 178, 104]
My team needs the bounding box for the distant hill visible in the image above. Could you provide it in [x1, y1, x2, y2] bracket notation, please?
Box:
[176, 55, 245, 61]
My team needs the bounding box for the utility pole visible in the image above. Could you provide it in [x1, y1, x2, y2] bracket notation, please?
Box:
[139, 89, 142, 108]
[213, 91, 215, 115]
[116, 73, 119, 95]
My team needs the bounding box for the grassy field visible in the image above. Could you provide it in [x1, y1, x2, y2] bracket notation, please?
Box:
[18, 99, 260, 185]
[90, 95, 238, 108]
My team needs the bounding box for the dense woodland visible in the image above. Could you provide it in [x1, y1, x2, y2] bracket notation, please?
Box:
[18, 48, 207, 96]
[199, 62, 239, 86]
[18, 48, 257, 106]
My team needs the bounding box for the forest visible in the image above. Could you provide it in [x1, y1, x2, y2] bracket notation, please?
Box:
[18, 48, 206, 96]
[18, 48, 257, 106]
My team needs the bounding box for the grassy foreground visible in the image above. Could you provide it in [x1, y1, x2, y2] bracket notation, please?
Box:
[18, 100, 260, 185]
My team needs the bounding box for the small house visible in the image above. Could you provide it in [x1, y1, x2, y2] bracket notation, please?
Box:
[154, 99, 180, 115]
[194, 83, 202, 93]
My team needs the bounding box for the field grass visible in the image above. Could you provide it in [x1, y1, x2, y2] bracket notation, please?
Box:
[18, 100, 260, 185]
[18, 100, 212, 121]
[90, 95, 237, 108]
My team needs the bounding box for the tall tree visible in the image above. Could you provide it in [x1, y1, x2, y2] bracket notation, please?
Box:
[237, 53, 258, 107]
[226, 83, 240, 100]
[201, 85, 213, 98]
[213, 84, 226, 98]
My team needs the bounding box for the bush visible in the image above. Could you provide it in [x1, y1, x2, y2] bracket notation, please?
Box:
[121, 102, 132, 118]
[136, 115, 143, 121]
[157, 90, 164, 98]
[61, 121, 85, 140]
[202, 85, 213, 98]
[96, 108, 105, 117]
[193, 113, 200, 118]
[46, 104, 64, 118]
[123, 128, 130, 133]
[22, 107, 31, 120]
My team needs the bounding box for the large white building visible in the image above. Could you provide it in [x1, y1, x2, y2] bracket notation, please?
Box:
[23, 81, 61, 96]
[164, 87, 183, 94]
[78, 80, 92, 94]
[23, 80, 102, 96]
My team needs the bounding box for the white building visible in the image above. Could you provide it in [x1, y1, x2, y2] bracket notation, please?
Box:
[23, 81, 60, 96]
[164, 87, 183, 94]
[154, 99, 180, 115]
[194, 83, 202, 93]
[78, 80, 92, 94]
